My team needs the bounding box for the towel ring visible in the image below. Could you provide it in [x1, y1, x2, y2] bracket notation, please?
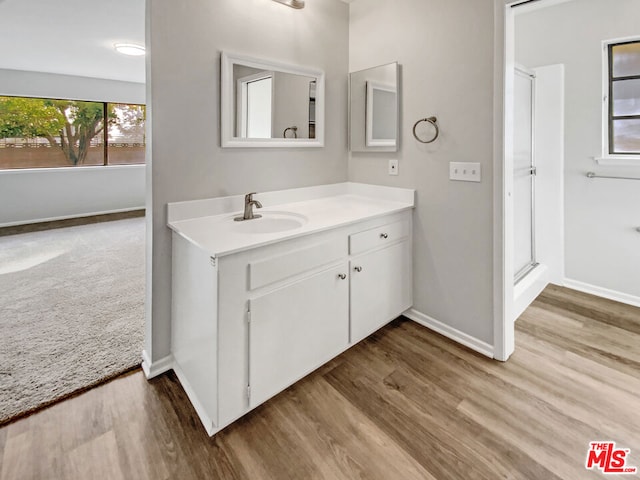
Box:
[283, 126, 298, 139]
[412, 117, 439, 144]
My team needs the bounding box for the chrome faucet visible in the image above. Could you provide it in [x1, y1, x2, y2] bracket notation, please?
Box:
[234, 192, 263, 221]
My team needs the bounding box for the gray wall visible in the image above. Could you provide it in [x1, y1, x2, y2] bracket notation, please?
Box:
[516, 0, 640, 302]
[0, 69, 146, 226]
[146, 0, 349, 361]
[349, 0, 496, 344]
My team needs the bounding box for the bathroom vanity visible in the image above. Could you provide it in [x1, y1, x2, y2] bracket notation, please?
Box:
[167, 183, 414, 435]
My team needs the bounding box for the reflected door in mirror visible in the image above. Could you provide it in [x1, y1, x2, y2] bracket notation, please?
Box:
[237, 72, 273, 138]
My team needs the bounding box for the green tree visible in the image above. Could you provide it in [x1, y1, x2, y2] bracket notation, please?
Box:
[0, 97, 107, 165]
[110, 104, 146, 143]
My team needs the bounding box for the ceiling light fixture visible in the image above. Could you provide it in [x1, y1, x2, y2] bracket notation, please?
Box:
[114, 43, 146, 56]
[272, 0, 305, 9]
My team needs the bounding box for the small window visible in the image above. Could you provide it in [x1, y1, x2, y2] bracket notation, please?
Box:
[0, 96, 146, 169]
[608, 41, 640, 155]
[107, 103, 146, 165]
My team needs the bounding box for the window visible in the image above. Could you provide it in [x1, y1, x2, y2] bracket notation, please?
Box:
[0, 96, 146, 169]
[107, 103, 146, 165]
[607, 40, 640, 156]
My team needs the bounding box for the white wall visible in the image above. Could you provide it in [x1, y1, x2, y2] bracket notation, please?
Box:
[349, 0, 496, 346]
[533, 64, 565, 286]
[146, 0, 349, 362]
[0, 166, 145, 226]
[0, 68, 145, 103]
[516, 0, 640, 304]
[0, 69, 146, 226]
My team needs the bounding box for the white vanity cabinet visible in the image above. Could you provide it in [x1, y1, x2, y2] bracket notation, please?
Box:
[349, 219, 412, 343]
[170, 203, 412, 436]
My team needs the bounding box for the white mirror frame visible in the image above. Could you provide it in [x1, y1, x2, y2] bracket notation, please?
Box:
[221, 52, 325, 148]
[365, 81, 397, 148]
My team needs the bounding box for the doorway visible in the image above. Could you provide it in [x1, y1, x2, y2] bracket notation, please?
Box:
[500, 0, 568, 356]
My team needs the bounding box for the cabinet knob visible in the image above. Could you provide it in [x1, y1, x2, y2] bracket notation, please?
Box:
[354, 266, 363, 272]
[337, 273, 347, 280]
[380, 233, 389, 239]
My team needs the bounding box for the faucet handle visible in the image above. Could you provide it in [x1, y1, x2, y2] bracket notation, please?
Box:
[245, 192, 257, 201]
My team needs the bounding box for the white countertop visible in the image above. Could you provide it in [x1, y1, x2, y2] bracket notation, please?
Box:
[167, 183, 415, 257]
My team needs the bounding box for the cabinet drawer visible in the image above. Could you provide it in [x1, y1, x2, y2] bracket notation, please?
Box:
[249, 237, 346, 290]
[349, 220, 409, 255]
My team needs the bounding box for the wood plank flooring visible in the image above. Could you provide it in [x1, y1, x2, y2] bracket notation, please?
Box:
[1, 285, 639, 479]
[0, 210, 144, 237]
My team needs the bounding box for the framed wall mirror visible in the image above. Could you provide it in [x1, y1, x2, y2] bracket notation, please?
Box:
[350, 62, 399, 152]
[221, 52, 325, 148]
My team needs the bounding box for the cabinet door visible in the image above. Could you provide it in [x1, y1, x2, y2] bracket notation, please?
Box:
[350, 240, 412, 343]
[248, 264, 349, 408]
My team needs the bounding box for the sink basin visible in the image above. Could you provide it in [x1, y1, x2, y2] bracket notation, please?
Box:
[230, 211, 308, 234]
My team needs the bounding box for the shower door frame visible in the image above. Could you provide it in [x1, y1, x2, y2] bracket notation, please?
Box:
[513, 65, 539, 284]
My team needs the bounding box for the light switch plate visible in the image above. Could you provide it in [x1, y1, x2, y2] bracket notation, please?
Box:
[449, 162, 481, 182]
[388, 159, 399, 176]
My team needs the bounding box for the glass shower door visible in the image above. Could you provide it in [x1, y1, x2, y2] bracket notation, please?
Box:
[513, 68, 538, 283]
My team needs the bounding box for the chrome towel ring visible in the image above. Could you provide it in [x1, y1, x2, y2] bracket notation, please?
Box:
[412, 116, 439, 144]
[283, 126, 298, 139]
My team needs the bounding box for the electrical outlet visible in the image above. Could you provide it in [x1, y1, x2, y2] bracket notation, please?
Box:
[388, 159, 399, 176]
[449, 162, 481, 182]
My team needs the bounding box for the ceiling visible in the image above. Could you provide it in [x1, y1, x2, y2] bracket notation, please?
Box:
[0, 0, 358, 85]
[0, 0, 145, 83]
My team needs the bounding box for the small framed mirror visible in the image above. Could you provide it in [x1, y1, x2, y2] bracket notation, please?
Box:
[221, 52, 325, 148]
[350, 62, 399, 152]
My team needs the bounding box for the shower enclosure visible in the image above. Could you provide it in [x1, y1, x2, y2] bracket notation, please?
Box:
[513, 66, 538, 283]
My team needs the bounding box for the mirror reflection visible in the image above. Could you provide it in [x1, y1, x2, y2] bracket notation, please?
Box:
[233, 65, 317, 139]
[221, 52, 324, 148]
[350, 62, 399, 152]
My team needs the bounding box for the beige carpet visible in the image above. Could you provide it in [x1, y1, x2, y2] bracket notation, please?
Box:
[0, 217, 145, 425]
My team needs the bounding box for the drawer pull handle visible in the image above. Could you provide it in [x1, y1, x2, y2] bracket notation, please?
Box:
[354, 266, 363, 272]
[338, 273, 347, 280]
[380, 233, 389, 239]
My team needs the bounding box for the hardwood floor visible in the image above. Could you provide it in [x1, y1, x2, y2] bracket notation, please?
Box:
[0, 210, 144, 237]
[1, 285, 638, 479]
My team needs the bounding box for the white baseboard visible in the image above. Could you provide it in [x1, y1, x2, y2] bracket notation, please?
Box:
[403, 309, 494, 358]
[563, 279, 640, 308]
[141, 350, 173, 379]
[172, 361, 217, 436]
